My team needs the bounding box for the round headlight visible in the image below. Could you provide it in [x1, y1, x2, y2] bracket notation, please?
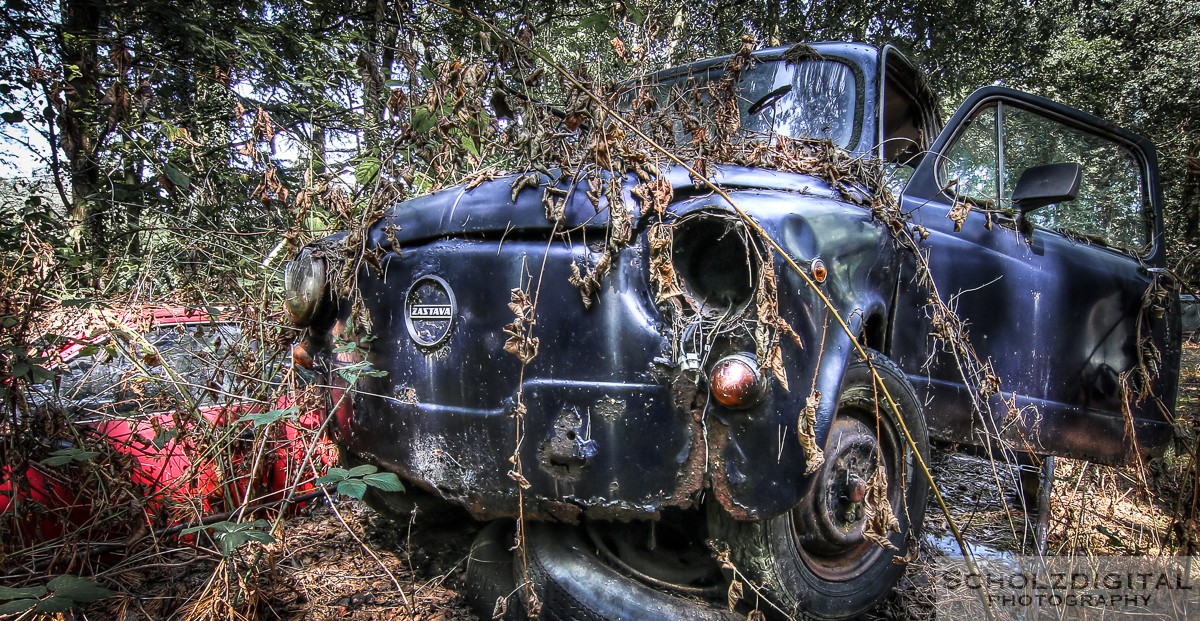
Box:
[284, 248, 327, 327]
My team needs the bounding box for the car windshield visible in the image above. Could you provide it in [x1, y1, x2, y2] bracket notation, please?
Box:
[632, 58, 859, 148]
[35, 322, 267, 417]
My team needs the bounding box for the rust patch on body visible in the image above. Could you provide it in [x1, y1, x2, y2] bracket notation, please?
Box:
[593, 397, 626, 422]
[538, 409, 595, 483]
[668, 374, 708, 510]
[705, 416, 756, 521]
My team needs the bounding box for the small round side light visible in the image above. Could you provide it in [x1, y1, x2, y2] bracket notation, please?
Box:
[710, 354, 766, 410]
[810, 258, 828, 284]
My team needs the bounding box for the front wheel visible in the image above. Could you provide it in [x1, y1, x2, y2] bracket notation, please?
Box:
[710, 351, 930, 620]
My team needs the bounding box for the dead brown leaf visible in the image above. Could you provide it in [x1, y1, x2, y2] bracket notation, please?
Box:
[798, 391, 824, 474]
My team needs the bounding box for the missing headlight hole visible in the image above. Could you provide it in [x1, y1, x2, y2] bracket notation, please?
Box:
[671, 211, 762, 317]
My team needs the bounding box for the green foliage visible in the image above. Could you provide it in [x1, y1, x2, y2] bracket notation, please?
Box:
[353, 155, 382, 186]
[0, 576, 112, 615]
[238, 405, 299, 428]
[0, 0, 1190, 291]
[42, 447, 100, 467]
[181, 519, 276, 556]
[317, 464, 404, 499]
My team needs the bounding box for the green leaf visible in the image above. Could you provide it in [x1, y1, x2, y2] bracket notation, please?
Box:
[11, 362, 29, 377]
[217, 533, 245, 555]
[238, 406, 298, 428]
[0, 600, 36, 615]
[43, 448, 100, 467]
[30, 366, 54, 382]
[578, 13, 611, 33]
[0, 585, 46, 599]
[347, 464, 377, 478]
[1, 317, 17, 328]
[183, 520, 274, 556]
[163, 163, 191, 191]
[35, 596, 74, 613]
[316, 467, 349, 485]
[363, 472, 404, 492]
[337, 479, 368, 499]
[384, 78, 405, 89]
[47, 575, 112, 602]
[151, 428, 179, 449]
[354, 156, 381, 186]
[332, 341, 358, 354]
[460, 132, 480, 157]
[215, 521, 274, 555]
[410, 107, 436, 134]
[0, 111, 24, 123]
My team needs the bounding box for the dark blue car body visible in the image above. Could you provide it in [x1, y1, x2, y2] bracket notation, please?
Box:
[299, 42, 1181, 524]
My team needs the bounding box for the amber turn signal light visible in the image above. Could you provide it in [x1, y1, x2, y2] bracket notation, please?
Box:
[292, 340, 315, 369]
[810, 258, 827, 283]
[709, 354, 766, 409]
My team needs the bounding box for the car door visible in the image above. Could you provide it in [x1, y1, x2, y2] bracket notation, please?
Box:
[891, 86, 1178, 465]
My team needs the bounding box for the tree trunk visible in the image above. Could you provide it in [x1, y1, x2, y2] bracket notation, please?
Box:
[1180, 136, 1200, 284]
[358, 0, 386, 155]
[59, 0, 104, 262]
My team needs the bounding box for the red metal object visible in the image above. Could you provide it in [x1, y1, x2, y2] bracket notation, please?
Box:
[1, 306, 335, 546]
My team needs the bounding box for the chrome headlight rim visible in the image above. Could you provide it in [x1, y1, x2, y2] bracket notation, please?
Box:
[284, 247, 327, 327]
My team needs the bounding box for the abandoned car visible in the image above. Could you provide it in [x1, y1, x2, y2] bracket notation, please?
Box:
[285, 42, 1182, 619]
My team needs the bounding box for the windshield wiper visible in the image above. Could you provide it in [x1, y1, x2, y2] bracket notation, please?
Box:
[747, 85, 793, 115]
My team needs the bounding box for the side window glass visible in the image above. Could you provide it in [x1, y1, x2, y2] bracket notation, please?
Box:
[941, 105, 999, 204]
[1002, 106, 1147, 251]
[939, 102, 1148, 253]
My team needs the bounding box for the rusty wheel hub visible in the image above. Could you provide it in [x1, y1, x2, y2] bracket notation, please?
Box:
[793, 414, 892, 580]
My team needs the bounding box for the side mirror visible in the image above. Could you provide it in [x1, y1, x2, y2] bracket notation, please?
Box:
[1011, 162, 1082, 214]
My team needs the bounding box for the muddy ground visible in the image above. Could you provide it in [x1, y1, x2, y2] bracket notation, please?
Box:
[78, 341, 1200, 620]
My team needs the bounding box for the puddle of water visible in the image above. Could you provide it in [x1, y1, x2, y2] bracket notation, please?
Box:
[924, 531, 1010, 561]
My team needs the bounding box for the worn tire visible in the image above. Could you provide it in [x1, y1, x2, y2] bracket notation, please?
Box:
[465, 520, 521, 621]
[518, 522, 741, 621]
[710, 351, 930, 620]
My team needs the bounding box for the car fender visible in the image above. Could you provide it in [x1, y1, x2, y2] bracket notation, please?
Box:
[664, 188, 901, 519]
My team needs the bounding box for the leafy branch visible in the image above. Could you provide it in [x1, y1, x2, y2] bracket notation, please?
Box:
[316, 463, 404, 499]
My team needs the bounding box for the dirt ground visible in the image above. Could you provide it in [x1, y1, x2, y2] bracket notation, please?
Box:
[73, 498, 473, 620]
[72, 341, 1199, 620]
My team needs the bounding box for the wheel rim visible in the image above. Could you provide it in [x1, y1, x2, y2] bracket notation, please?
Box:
[791, 402, 904, 582]
[586, 516, 726, 597]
